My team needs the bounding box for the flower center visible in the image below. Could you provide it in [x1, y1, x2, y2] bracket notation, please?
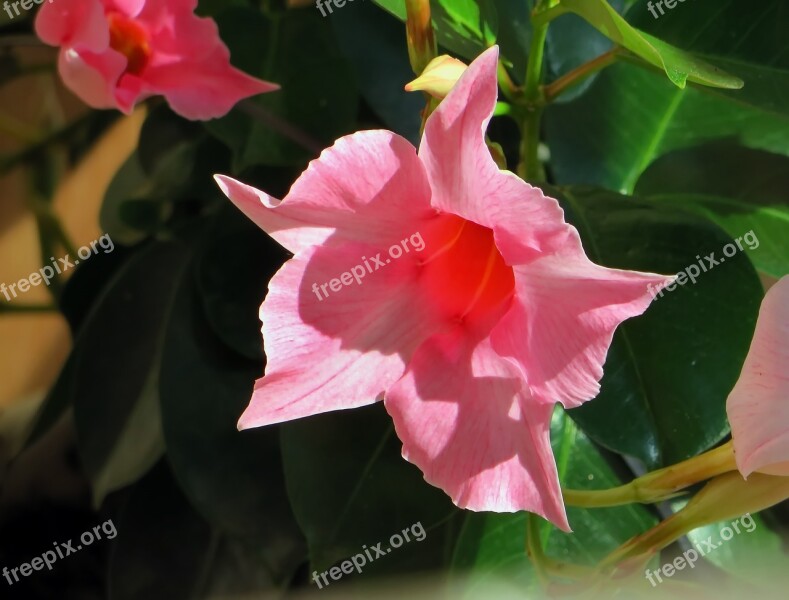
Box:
[107, 12, 151, 76]
[418, 214, 515, 326]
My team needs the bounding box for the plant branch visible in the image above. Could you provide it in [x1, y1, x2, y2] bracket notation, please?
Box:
[563, 441, 737, 508]
[543, 49, 619, 103]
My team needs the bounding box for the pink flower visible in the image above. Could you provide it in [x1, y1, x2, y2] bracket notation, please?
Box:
[727, 276, 789, 478]
[35, 0, 278, 120]
[214, 47, 671, 529]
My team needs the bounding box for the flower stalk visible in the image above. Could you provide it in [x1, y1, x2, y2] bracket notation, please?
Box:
[405, 0, 437, 76]
[563, 441, 737, 508]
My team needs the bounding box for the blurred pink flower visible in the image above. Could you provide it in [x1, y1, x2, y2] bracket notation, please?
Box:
[35, 0, 278, 120]
[214, 47, 671, 529]
[727, 276, 789, 477]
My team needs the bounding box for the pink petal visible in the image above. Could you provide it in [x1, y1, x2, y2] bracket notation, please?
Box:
[35, 0, 109, 51]
[493, 245, 674, 409]
[238, 240, 445, 429]
[105, 0, 147, 17]
[727, 276, 789, 477]
[419, 46, 570, 265]
[143, 55, 278, 120]
[123, 4, 276, 119]
[57, 48, 128, 111]
[215, 131, 434, 254]
[385, 329, 569, 530]
[138, 1, 219, 60]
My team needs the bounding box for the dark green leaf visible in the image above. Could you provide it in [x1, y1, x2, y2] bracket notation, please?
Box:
[280, 403, 461, 574]
[537, 0, 742, 89]
[159, 241, 305, 572]
[545, 0, 789, 192]
[73, 239, 192, 506]
[635, 142, 789, 278]
[550, 185, 763, 467]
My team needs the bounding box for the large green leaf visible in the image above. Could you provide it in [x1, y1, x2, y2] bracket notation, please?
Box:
[159, 225, 304, 563]
[550, 186, 762, 467]
[73, 239, 192, 506]
[635, 143, 789, 278]
[451, 409, 657, 593]
[545, 0, 789, 192]
[280, 403, 461, 575]
[544, 2, 624, 103]
[536, 0, 742, 89]
[331, 0, 423, 144]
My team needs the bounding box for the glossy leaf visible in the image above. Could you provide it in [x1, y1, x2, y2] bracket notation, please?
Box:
[537, 0, 742, 89]
[551, 186, 762, 467]
[73, 240, 192, 506]
[545, 0, 789, 192]
[280, 403, 461, 574]
[159, 233, 304, 561]
[635, 143, 789, 278]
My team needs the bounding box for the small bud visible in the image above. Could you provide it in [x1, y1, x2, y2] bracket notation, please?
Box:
[405, 55, 468, 99]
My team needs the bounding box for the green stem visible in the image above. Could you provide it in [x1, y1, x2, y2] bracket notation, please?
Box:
[517, 3, 551, 182]
[563, 441, 737, 508]
[543, 49, 619, 103]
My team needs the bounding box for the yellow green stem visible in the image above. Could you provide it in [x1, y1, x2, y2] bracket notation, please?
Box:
[563, 441, 737, 508]
[542, 49, 619, 103]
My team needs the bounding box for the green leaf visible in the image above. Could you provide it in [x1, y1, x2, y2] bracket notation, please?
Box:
[635, 143, 789, 278]
[194, 206, 287, 361]
[280, 403, 461, 574]
[545, 0, 789, 192]
[451, 409, 657, 591]
[331, 0, 423, 144]
[101, 107, 201, 244]
[205, 8, 358, 169]
[73, 239, 192, 506]
[537, 0, 742, 89]
[159, 233, 305, 558]
[544, 1, 624, 103]
[550, 186, 763, 467]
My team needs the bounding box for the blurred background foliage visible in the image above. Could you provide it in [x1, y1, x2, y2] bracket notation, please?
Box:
[0, 0, 787, 598]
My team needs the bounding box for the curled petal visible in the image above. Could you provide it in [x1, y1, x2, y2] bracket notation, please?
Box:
[215, 131, 434, 254]
[493, 249, 673, 408]
[727, 276, 789, 477]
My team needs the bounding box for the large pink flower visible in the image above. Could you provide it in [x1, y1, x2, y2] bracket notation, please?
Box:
[727, 276, 789, 478]
[35, 0, 278, 120]
[214, 47, 671, 530]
